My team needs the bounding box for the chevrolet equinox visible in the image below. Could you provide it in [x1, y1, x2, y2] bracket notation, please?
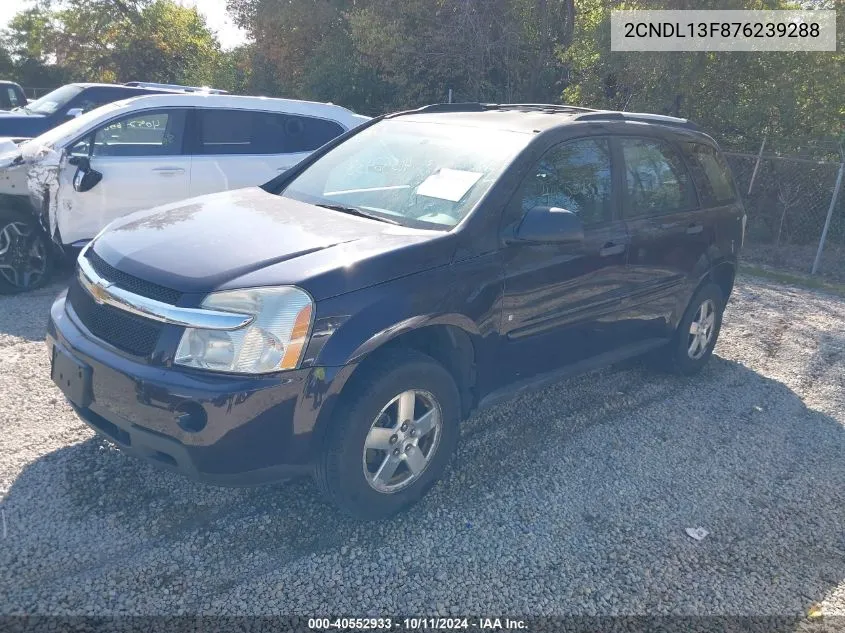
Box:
[47, 103, 745, 519]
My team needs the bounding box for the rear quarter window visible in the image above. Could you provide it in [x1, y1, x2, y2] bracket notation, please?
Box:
[681, 142, 738, 206]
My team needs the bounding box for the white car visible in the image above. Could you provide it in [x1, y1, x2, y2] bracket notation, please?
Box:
[0, 93, 369, 293]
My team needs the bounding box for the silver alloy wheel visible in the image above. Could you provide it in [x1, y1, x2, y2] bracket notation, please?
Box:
[0, 221, 48, 288]
[362, 389, 442, 494]
[687, 298, 716, 360]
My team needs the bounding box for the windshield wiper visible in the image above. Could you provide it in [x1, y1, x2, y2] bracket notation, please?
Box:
[315, 203, 400, 225]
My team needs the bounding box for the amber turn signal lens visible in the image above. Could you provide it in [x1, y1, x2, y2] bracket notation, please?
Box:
[279, 303, 313, 370]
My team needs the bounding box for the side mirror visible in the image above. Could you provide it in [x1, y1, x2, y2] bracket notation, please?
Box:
[69, 156, 102, 193]
[65, 108, 83, 119]
[514, 206, 584, 244]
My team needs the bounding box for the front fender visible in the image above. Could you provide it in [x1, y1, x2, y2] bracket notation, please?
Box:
[304, 265, 483, 369]
[347, 312, 481, 363]
[298, 260, 499, 453]
[304, 249, 503, 372]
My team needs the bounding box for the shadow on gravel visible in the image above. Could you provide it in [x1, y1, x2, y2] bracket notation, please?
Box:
[4, 355, 845, 616]
[0, 270, 71, 341]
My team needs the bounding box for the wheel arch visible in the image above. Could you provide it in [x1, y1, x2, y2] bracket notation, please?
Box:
[708, 259, 736, 303]
[344, 320, 478, 419]
[309, 320, 480, 456]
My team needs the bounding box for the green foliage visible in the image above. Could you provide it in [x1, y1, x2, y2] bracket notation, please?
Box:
[0, 0, 842, 151]
[561, 0, 845, 151]
[2, 0, 222, 91]
[226, 0, 575, 112]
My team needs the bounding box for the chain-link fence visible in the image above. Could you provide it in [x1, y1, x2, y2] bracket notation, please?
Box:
[723, 142, 845, 282]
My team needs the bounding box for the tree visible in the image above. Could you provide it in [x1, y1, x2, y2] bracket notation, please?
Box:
[560, 0, 845, 152]
[226, 0, 575, 111]
[3, 0, 222, 89]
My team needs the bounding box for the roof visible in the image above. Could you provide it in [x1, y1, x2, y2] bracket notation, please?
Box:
[113, 93, 368, 125]
[391, 103, 701, 134]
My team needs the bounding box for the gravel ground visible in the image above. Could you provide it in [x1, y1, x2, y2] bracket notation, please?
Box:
[2, 274, 845, 619]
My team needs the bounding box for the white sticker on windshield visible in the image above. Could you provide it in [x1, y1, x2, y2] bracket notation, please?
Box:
[416, 168, 482, 202]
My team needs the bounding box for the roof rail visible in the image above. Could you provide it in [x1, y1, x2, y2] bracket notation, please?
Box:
[493, 103, 599, 114]
[123, 81, 229, 95]
[388, 102, 600, 118]
[408, 103, 487, 114]
[573, 110, 701, 131]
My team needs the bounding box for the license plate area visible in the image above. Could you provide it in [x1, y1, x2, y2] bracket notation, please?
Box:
[51, 346, 92, 408]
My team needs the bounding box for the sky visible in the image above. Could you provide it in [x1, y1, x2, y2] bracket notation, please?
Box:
[0, 0, 250, 50]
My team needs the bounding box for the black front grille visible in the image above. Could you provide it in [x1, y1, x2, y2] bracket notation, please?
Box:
[86, 250, 182, 304]
[67, 276, 164, 357]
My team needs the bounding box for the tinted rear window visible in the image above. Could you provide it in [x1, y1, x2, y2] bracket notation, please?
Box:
[681, 142, 737, 205]
[197, 109, 345, 155]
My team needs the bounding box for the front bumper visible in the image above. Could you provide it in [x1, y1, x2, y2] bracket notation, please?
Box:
[47, 292, 346, 486]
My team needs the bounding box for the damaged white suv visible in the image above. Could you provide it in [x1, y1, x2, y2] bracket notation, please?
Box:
[0, 93, 368, 293]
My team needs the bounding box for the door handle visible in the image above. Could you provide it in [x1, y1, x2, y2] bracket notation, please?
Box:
[153, 167, 185, 176]
[686, 223, 704, 235]
[599, 242, 626, 257]
[276, 165, 293, 172]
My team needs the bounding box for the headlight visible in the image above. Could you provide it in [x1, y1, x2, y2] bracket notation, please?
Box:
[174, 286, 313, 374]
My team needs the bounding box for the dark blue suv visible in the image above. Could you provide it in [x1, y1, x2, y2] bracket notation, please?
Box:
[0, 83, 176, 137]
[47, 103, 746, 519]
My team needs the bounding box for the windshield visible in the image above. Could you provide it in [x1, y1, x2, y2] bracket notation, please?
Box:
[281, 118, 532, 229]
[21, 85, 84, 115]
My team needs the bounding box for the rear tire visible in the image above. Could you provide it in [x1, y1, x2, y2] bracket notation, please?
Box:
[315, 349, 460, 520]
[0, 207, 54, 294]
[660, 282, 725, 376]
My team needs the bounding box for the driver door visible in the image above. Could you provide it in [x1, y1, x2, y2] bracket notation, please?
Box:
[497, 137, 631, 389]
[56, 109, 190, 245]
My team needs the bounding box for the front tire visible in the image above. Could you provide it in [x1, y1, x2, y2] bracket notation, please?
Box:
[0, 208, 54, 294]
[315, 349, 460, 520]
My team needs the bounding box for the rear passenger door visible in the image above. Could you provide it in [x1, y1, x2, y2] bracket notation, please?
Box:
[619, 136, 710, 338]
[188, 109, 346, 197]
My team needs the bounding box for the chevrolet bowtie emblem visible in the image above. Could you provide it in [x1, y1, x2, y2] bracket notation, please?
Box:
[89, 280, 113, 304]
[80, 269, 113, 305]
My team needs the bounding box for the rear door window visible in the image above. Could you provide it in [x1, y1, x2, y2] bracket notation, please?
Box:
[681, 142, 738, 205]
[620, 137, 697, 218]
[197, 109, 345, 155]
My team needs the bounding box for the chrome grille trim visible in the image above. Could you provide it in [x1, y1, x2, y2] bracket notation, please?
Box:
[77, 245, 253, 331]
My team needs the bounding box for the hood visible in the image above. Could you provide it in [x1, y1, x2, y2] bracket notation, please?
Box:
[0, 137, 40, 168]
[92, 187, 455, 300]
[0, 110, 42, 118]
[0, 141, 22, 167]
